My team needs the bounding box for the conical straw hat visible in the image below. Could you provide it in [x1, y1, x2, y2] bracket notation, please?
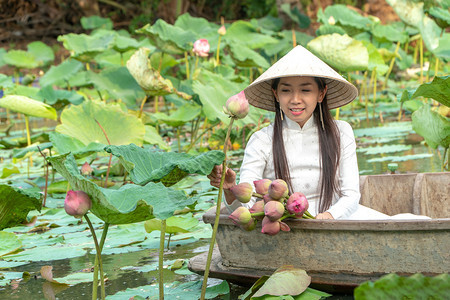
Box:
[244, 45, 358, 111]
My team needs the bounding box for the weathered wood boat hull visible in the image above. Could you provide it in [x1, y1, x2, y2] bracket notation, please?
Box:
[189, 172, 450, 288]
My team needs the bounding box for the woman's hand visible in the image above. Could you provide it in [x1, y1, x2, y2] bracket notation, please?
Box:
[207, 165, 236, 190]
[315, 212, 334, 219]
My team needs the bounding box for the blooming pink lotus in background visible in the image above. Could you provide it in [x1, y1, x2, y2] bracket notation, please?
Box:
[229, 206, 252, 226]
[264, 201, 285, 221]
[254, 179, 272, 195]
[268, 179, 289, 200]
[223, 91, 249, 119]
[230, 182, 253, 203]
[64, 190, 92, 218]
[286, 192, 309, 217]
[193, 39, 210, 57]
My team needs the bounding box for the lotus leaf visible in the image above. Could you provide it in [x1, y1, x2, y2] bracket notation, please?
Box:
[319, 4, 372, 32]
[174, 13, 219, 48]
[224, 20, 279, 50]
[399, 76, 450, 107]
[367, 153, 433, 163]
[143, 125, 170, 150]
[316, 24, 347, 36]
[263, 30, 313, 57]
[48, 153, 195, 222]
[144, 215, 199, 234]
[280, 3, 310, 28]
[1, 166, 20, 178]
[39, 59, 83, 87]
[357, 144, 412, 155]
[81, 15, 113, 30]
[49, 131, 106, 157]
[56, 100, 145, 146]
[104, 143, 225, 186]
[227, 43, 270, 69]
[363, 41, 389, 75]
[0, 272, 25, 287]
[0, 232, 22, 257]
[12, 142, 52, 159]
[412, 105, 450, 149]
[428, 7, 450, 28]
[433, 33, 450, 62]
[0, 48, 6, 67]
[27, 41, 54, 66]
[372, 23, 408, 43]
[0, 95, 57, 120]
[3, 50, 39, 69]
[0, 74, 14, 89]
[152, 102, 201, 127]
[307, 34, 368, 72]
[36, 85, 84, 106]
[113, 35, 140, 53]
[252, 15, 283, 32]
[0, 184, 42, 230]
[57, 31, 115, 62]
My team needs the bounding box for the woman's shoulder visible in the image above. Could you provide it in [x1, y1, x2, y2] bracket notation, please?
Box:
[249, 122, 274, 141]
[334, 119, 354, 134]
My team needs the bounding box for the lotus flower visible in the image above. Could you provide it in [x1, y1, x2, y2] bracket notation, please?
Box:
[264, 201, 285, 221]
[229, 182, 253, 203]
[81, 162, 93, 176]
[286, 192, 309, 217]
[218, 25, 226, 36]
[268, 179, 288, 200]
[241, 218, 256, 231]
[229, 207, 252, 226]
[193, 39, 210, 57]
[261, 217, 290, 236]
[249, 200, 265, 220]
[223, 91, 249, 119]
[64, 190, 92, 218]
[253, 179, 272, 195]
[263, 194, 275, 204]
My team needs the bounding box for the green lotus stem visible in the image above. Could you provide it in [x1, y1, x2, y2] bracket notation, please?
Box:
[177, 127, 181, 152]
[251, 212, 265, 218]
[419, 36, 424, 84]
[24, 115, 33, 169]
[371, 68, 377, 119]
[434, 57, 439, 78]
[335, 107, 340, 120]
[200, 117, 235, 300]
[252, 192, 264, 199]
[194, 56, 199, 74]
[159, 219, 166, 300]
[86, 63, 90, 71]
[92, 223, 109, 300]
[167, 233, 172, 250]
[304, 210, 315, 219]
[216, 35, 222, 66]
[154, 95, 159, 113]
[185, 52, 190, 80]
[95, 119, 112, 188]
[404, 41, 409, 54]
[363, 71, 369, 123]
[398, 103, 403, 122]
[185, 123, 216, 153]
[413, 40, 419, 64]
[138, 96, 148, 118]
[442, 147, 448, 171]
[37, 146, 49, 207]
[383, 41, 400, 90]
[85, 215, 105, 300]
[120, 53, 124, 66]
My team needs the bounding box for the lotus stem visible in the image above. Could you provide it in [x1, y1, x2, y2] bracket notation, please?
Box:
[371, 68, 377, 119]
[251, 212, 265, 218]
[434, 57, 439, 79]
[154, 95, 159, 113]
[335, 107, 340, 120]
[85, 215, 105, 300]
[184, 52, 190, 80]
[159, 219, 166, 300]
[252, 192, 264, 199]
[37, 146, 49, 207]
[185, 123, 216, 153]
[24, 115, 33, 167]
[216, 35, 222, 66]
[138, 96, 148, 118]
[383, 41, 400, 90]
[177, 127, 181, 152]
[363, 71, 369, 123]
[94, 120, 112, 188]
[200, 117, 235, 300]
[86, 63, 90, 71]
[419, 36, 423, 84]
[92, 223, 109, 300]
[413, 40, 419, 64]
[292, 28, 296, 47]
[443, 147, 448, 171]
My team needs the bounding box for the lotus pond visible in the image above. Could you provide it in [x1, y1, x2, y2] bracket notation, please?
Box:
[1, 1, 449, 299]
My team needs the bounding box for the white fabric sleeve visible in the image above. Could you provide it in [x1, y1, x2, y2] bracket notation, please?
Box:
[326, 121, 361, 219]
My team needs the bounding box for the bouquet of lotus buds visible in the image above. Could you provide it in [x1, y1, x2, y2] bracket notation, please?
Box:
[228, 179, 315, 235]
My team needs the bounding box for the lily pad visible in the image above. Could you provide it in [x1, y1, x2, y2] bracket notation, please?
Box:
[104, 143, 225, 186]
[56, 100, 145, 146]
[0, 232, 22, 257]
[0, 184, 42, 230]
[412, 105, 450, 149]
[0, 95, 57, 120]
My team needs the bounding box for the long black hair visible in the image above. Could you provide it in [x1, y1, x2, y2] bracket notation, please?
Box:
[271, 77, 341, 212]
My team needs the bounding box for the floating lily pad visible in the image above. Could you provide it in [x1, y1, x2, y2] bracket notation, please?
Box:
[0, 232, 22, 257]
[253, 266, 311, 298]
[0, 271, 24, 287]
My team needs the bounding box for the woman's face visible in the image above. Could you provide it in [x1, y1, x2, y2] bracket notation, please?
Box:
[273, 76, 327, 128]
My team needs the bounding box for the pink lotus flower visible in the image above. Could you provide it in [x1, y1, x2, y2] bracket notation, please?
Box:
[264, 201, 285, 221]
[64, 190, 92, 218]
[218, 25, 226, 36]
[286, 192, 309, 217]
[261, 216, 290, 236]
[81, 162, 93, 176]
[268, 179, 288, 200]
[229, 182, 253, 203]
[253, 179, 272, 195]
[249, 200, 265, 220]
[193, 39, 210, 57]
[223, 91, 249, 119]
[229, 206, 251, 226]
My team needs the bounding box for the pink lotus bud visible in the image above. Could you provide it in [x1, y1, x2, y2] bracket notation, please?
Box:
[241, 218, 256, 231]
[64, 190, 92, 218]
[218, 25, 226, 36]
[81, 162, 93, 176]
[264, 201, 285, 221]
[261, 216, 280, 235]
[193, 39, 210, 57]
[223, 91, 249, 119]
[268, 179, 288, 200]
[263, 194, 275, 204]
[249, 200, 265, 220]
[229, 206, 251, 226]
[253, 179, 272, 195]
[229, 182, 253, 203]
[286, 192, 309, 217]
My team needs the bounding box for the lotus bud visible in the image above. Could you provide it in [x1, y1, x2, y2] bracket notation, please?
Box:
[261, 216, 280, 236]
[229, 206, 251, 226]
[268, 179, 288, 200]
[253, 179, 272, 195]
[218, 25, 226, 36]
[64, 190, 92, 218]
[264, 201, 285, 221]
[81, 162, 93, 176]
[249, 200, 265, 220]
[241, 218, 256, 231]
[193, 39, 210, 57]
[229, 182, 253, 203]
[286, 192, 309, 217]
[279, 221, 291, 232]
[263, 194, 275, 204]
[223, 91, 249, 119]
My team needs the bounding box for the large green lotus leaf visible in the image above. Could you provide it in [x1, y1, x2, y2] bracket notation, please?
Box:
[433, 33, 450, 62]
[412, 76, 449, 107]
[0, 74, 14, 89]
[3, 85, 40, 99]
[137, 19, 196, 55]
[429, 7, 450, 28]
[57, 31, 115, 62]
[362, 41, 389, 75]
[385, 0, 424, 26]
[1, 166, 20, 179]
[419, 15, 442, 53]
[280, 3, 310, 28]
[224, 20, 279, 50]
[253, 15, 284, 32]
[0, 232, 22, 257]
[412, 105, 450, 149]
[113, 34, 140, 53]
[56, 100, 145, 146]
[39, 59, 83, 87]
[36, 85, 84, 106]
[27, 41, 54, 66]
[307, 34, 368, 72]
[372, 23, 408, 43]
[3, 50, 39, 69]
[0, 184, 42, 230]
[143, 125, 170, 150]
[104, 144, 225, 186]
[152, 102, 201, 127]
[263, 30, 314, 57]
[227, 43, 270, 69]
[144, 215, 199, 234]
[316, 24, 347, 36]
[81, 15, 113, 30]
[87, 66, 145, 108]
[48, 153, 194, 222]
[354, 273, 450, 300]
[149, 52, 179, 72]
[174, 13, 219, 46]
[49, 131, 106, 157]
[12, 142, 52, 159]
[0, 95, 57, 119]
[252, 266, 311, 298]
[321, 4, 372, 31]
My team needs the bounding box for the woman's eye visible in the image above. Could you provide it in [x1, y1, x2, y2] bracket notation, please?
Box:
[302, 90, 311, 92]
[281, 89, 290, 92]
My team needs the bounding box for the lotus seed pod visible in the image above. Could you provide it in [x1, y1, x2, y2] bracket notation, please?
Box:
[64, 190, 92, 218]
[261, 216, 281, 236]
[229, 206, 252, 226]
[264, 201, 285, 221]
[268, 179, 289, 200]
[229, 182, 253, 203]
[224, 91, 249, 119]
[253, 179, 272, 195]
[286, 192, 309, 217]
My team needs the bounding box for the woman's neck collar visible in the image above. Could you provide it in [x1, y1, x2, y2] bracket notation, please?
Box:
[283, 114, 315, 131]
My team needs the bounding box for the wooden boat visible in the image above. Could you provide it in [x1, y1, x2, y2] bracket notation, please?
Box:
[189, 172, 450, 291]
